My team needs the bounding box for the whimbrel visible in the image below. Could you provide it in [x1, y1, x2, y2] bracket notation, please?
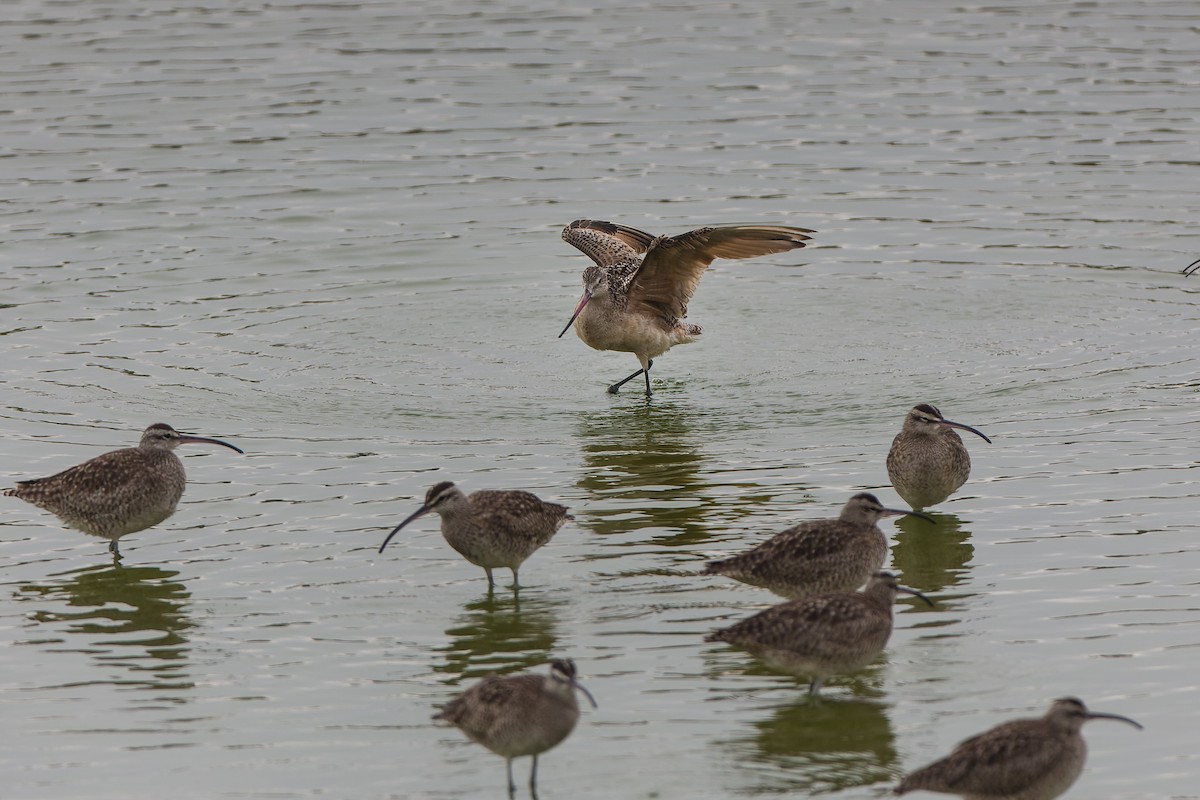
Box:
[886, 404, 991, 510]
[702, 493, 933, 599]
[894, 697, 1142, 799]
[1183, 258, 1200, 276]
[558, 219, 814, 396]
[378, 481, 571, 590]
[4, 423, 243, 559]
[706, 571, 932, 696]
[433, 658, 597, 798]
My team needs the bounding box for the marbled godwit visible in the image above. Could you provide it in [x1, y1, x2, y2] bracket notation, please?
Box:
[378, 481, 571, 590]
[894, 697, 1142, 799]
[558, 219, 814, 396]
[702, 493, 933, 599]
[705, 571, 932, 696]
[886, 404, 991, 510]
[433, 658, 597, 799]
[4, 423, 243, 559]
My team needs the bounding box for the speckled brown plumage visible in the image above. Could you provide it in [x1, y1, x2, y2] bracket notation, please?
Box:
[378, 481, 572, 589]
[886, 403, 991, 510]
[434, 658, 597, 797]
[702, 493, 930, 599]
[4, 423, 243, 559]
[706, 571, 930, 696]
[559, 218, 815, 396]
[894, 697, 1142, 799]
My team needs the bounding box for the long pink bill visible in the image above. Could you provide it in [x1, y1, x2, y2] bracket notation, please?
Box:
[558, 290, 592, 338]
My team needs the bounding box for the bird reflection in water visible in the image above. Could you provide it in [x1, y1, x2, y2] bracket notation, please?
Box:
[889, 511, 975, 596]
[434, 591, 560, 683]
[720, 697, 898, 794]
[17, 563, 194, 690]
[574, 403, 782, 550]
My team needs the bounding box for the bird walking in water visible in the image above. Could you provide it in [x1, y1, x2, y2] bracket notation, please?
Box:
[706, 571, 932, 697]
[433, 658, 597, 799]
[886, 404, 992, 511]
[4, 423, 244, 560]
[558, 218, 815, 396]
[702, 493, 933, 599]
[894, 697, 1142, 799]
[378, 481, 571, 590]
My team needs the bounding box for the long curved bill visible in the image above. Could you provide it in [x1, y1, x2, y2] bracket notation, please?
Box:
[573, 679, 599, 709]
[558, 290, 592, 338]
[940, 418, 992, 444]
[881, 507, 937, 524]
[897, 585, 935, 607]
[1086, 711, 1143, 730]
[179, 434, 244, 454]
[378, 505, 431, 554]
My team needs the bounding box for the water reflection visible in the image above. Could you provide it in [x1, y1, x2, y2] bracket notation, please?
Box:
[889, 511, 975, 595]
[15, 564, 194, 691]
[723, 696, 897, 795]
[433, 591, 560, 683]
[573, 403, 774, 548]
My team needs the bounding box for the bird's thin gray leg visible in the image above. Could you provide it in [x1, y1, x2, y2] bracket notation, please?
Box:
[607, 369, 644, 394]
[506, 758, 516, 798]
[109, 540, 123, 562]
[808, 676, 823, 697]
[529, 754, 540, 800]
[484, 567, 495, 590]
[607, 359, 654, 395]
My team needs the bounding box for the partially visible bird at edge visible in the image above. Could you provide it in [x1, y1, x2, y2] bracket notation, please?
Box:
[433, 658, 597, 799]
[887, 403, 992, 511]
[1183, 257, 1200, 276]
[705, 570, 933, 697]
[3, 422, 244, 560]
[558, 218, 815, 396]
[894, 696, 1143, 800]
[378, 481, 571, 591]
[702, 492, 934, 599]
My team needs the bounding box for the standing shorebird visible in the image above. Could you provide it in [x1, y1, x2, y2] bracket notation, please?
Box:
[702, 493, 933, 599]
[4, 423, 244, 559]
[378, 481, 571, 590]
[706, 571, 932, 696]
[886, 404, 992, 511]
[433, 658, 597, 799]
[558, 218, 814, 396]
[894, 697, 1142, 799]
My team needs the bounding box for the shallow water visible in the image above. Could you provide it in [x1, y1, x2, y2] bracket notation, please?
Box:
[2, 0, 1199, 798]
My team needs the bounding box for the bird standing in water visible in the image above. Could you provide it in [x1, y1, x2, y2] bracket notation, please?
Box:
[886, 404, 991, 510]
[4, 422, 244, 559]
[558, 219, 815, 396]
[378, 481, 571, 590]
[705, 571, 933, 697]
[433, 658, 597, 799]
[702, 492, 933, 599]
[894, 697, 1142, 799]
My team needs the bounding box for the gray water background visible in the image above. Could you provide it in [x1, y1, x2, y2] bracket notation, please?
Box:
[1, 0, 1199, 798]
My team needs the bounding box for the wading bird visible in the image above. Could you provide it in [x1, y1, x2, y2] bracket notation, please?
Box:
[558, 219, 814, 396]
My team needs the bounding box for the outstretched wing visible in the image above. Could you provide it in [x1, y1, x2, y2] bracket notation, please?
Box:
[561, 219, 657, 269]
[628, 224, 814, 322]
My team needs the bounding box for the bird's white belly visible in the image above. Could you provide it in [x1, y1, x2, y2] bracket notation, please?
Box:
[574, 304, 694, 358]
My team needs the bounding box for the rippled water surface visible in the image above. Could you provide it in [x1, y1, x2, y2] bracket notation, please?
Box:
[2, 1, 1199, 798]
